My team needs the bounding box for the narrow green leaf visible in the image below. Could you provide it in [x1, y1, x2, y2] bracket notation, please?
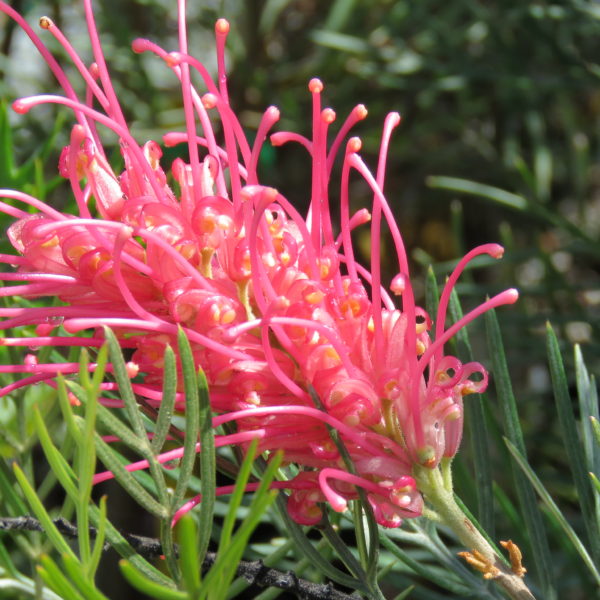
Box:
[214, 490, 278, 598]
[150, 344, 177, 454]
[427, 176, 528, 210]
[93, 402, 149, 456]
[37, 556, 84, 600]
[321, 519, 366, 581]
[485, 309, 555, 598]
[0, 101, 15, 179]
[87, 507, 174, 587]
[78, 346, 106, 567]
[172, 327, 200, 511]
[197, 367, 216, 564]
[379, 534, 471, 595]
[272, 493, 361, 590]
[0, 575, 63, 600]
[103, 327, 147, 440]
[61, 553, 110, 600]
[88, 496, 108, 579]
[427, 175, 597, 247]
[119, 560, 187, 600]
[505, 437, 600, 586]
[546, 323, 600, 564]
[204, 452, 281, 600]
[93, 434, 167, 519]
[32, 406, 78, 501]
[592, 417, 600, 447]
[177, 515, 201, 595]
[56, 374, 81, 444]
[392, 585, 415, 600]
[218, 439, 258, 553]
[12, 464, 78, 561]
[78, 348, 91, 389]
[22, 401, 170, 588]
[575, 346, 600, 475]
[0, 460, 29, 515]
[90, 343, 109, 397]
[424, 266, 439, 319]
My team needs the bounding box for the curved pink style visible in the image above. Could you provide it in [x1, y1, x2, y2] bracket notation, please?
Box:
[0, 0, 517, 528]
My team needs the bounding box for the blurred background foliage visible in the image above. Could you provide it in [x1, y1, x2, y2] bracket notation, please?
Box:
[1, 0, 599, 598]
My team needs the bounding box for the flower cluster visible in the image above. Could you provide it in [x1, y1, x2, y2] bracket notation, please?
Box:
[0, 0, 517, 527]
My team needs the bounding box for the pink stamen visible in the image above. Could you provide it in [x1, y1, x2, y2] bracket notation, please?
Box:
[318, 467, 388, 512]
[13, 95, 164, 203]
[40, 16, 110, 112]
[326, 104, 368, 175]
[371, 112, 401, 369]
[248, 107, 280, 184]
[0, 2, 90, 131]
[214, 18, 230, 104]
[433, 243, 504, 366]
[83, 0, 127, 131]
[419, 288, 519, 377]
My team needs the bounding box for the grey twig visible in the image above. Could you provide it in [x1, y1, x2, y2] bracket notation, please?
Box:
[0, 516, 360, 599]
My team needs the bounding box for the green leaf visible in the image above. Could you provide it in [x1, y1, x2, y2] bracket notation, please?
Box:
[592, 417, 600, 447]
[88, 496, 108, 580]
[88, 509, 173, 587]
[33, 405, 78, 501]
[424, 266, 440, 320]
[56, 374, 82, 444]
[392, 585, 415, 600]
[575, 345, 600, 476]
[0, 460, 29, 515]
[218, 439, 258, 554]
[546, 323, 600, 565]
[120, 560, 187, 600]
[197, 368, 216, 563]
[505, 437, 600, 587]
[78, 345, 106, 567]
[203, 449, 281, 600]
[485, 309, 555, 598]
[92, 401, 150, 457]
[0, 101, 15, 180]
[13, 464, 78, 561]
[321, 517, 366, 582]
[61, 553, 110, 600]
[427, 176, 528, 210]
[177, 515, 201, 595]
[272, 492, 361, 590]
[93, 434, 168, 519]
[37, 556, 84, 600]
[379, 533, 471, 596]
[21, 387, 172, 589]
[427, 175, 598, 248]
[172, 327, 200, 514]
[150, 344, 177, 454]
[103, 327, 148, 440]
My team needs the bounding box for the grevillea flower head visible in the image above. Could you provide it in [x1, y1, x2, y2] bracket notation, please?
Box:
[0, 0, 518, 528]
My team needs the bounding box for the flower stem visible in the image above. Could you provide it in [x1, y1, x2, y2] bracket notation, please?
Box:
[414, 464, 536, 600]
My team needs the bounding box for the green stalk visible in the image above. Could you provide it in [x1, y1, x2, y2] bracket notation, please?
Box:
[414, 465, 536, 600]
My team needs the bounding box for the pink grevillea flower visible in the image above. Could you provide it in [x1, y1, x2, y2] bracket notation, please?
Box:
[0, 0, 517, 528]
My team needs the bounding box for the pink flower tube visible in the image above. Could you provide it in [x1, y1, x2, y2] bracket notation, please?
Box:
[0, 0, 517, 528]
